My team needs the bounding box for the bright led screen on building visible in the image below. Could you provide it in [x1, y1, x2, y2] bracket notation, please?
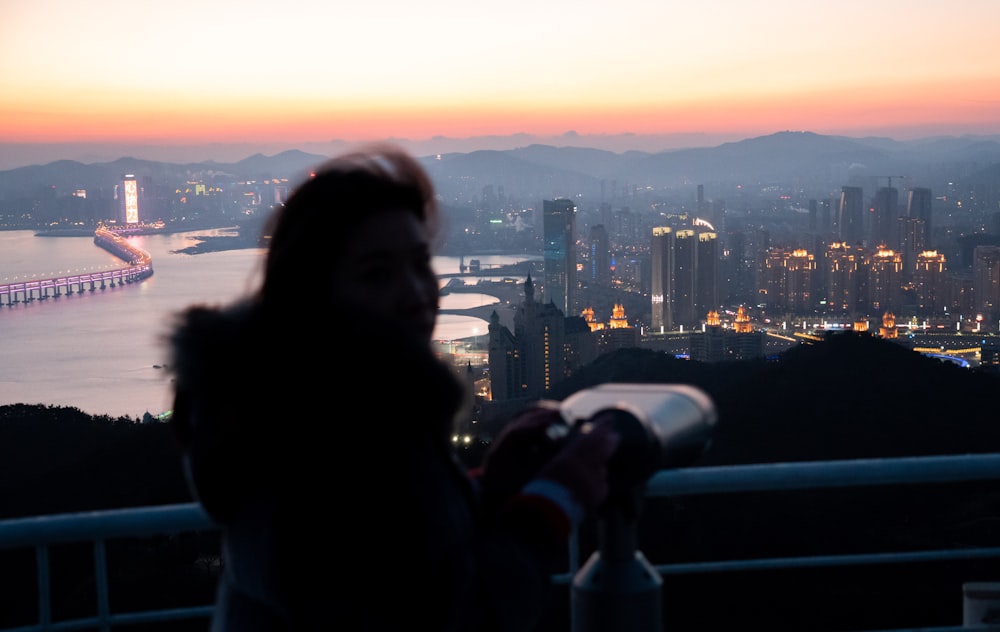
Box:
[123, 178, 139, 225]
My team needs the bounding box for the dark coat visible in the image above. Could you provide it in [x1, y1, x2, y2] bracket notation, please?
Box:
[168, 300, 564, 631]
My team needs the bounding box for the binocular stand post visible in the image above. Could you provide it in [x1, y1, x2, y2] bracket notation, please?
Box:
[570, 497, 663, 632]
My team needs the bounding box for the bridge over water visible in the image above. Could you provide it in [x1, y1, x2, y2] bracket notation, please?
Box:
[0, 227, 153, 307]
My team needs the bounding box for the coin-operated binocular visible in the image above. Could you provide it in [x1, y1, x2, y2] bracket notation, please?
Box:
[559, 383, 717, 632]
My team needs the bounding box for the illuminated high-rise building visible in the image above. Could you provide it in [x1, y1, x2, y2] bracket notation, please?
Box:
[973, 245, 1000, 319]
[650, 226, 674, 332]
[673, 229, 697, 326]
[542, 198, 577, 315]
[825, 241, 863, 315]
[913, 250, 947, 315]
[695, 231, 719, 319]
[764, 248, 815, 314]
[869, 246, 903, 313]
[898, 215, 926, 278]
[119, 174, 140, 225]
[838, 186, 864, 246]
[788, 249, 816, 313]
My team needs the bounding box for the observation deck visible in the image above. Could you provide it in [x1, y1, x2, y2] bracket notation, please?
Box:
[2, 453, 1000, 631]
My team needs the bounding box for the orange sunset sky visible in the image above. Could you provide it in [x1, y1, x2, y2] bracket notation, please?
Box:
[2, 0, 1000, 168]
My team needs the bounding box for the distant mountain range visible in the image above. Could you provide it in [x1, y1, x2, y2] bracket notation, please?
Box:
[2, 131, 999, 204]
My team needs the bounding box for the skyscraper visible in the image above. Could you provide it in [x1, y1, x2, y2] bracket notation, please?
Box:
[869, 246, 903, 313]
[838, 186, 864, 246]
[587, 224, 611, 287]
[695, 231, 719, 320]
[973, 245, 1000, 319]
[119, 174, 140, 225]
[650, 226, 674, 332]
[764, 248, 815, 314]
[673, 229, 697, 326]
[913, 250, 946, 315]
[825, 241, 862, 315]
[871, 186, 899, 249]
[542, 198, 577, 315]
[907, 187, 934, 249]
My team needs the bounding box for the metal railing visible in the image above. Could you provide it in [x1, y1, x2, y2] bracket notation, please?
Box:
[3, 453, 1000, 631]
[0, 504, 217, 632]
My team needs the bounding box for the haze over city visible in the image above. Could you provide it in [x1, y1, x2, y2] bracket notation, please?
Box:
[2, 0, 1000, 169]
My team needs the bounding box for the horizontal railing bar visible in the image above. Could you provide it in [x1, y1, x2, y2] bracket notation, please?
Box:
[0, 504, 215, 550]
[646, 453, 1000, 497]
[551, 547, 1000, 586]
[1, 606, 216, 632]
[655, 546, 1000, 575]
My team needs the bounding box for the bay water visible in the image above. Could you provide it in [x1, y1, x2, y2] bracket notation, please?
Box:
[0, 229, 535, 418]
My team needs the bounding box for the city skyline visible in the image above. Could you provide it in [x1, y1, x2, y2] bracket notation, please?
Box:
[2, 1, 1000, 170]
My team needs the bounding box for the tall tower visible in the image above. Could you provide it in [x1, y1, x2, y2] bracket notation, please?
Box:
[869, 246, 903, 313]
[673, 229, 697, 326]
[826, 241, 862, 315]
[913, 250, 947, 316]
[838, 186, 864, 246]
[764, 248, 815, 314]
[907, 187, 934, 249]
[871, 186, 899, 250]
[786, 249, 816, 314]
[973, 245, 1000, 320]
[119, 174, 140, 226]
[650, 226, 674, 332]
[587, 224, 611, 287]
[542, 198, 577, 315]
[695, 231, 719, 320]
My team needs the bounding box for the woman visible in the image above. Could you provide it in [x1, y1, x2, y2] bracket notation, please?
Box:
[167, 144, 619, 631]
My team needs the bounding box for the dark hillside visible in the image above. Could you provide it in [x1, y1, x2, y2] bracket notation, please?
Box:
[0, 405, 209, 630]
[0, 404, 191, 519]
[550, 332, 1000, 465]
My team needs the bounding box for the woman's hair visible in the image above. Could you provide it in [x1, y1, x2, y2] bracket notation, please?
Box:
[257, 143, 441, 311]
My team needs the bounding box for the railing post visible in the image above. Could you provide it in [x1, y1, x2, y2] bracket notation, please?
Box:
[36, 544, 51, 628]
[95, 538, 111, 632]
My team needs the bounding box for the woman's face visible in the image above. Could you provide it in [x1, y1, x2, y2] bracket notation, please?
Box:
[332, 208, 439, 344]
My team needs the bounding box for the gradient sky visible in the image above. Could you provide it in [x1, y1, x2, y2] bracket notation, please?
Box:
[2, 0, 1000, 162]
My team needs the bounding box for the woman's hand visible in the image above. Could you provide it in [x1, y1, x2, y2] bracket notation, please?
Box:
[536, 414, 620, 513]
[477, 401, 565, 504]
